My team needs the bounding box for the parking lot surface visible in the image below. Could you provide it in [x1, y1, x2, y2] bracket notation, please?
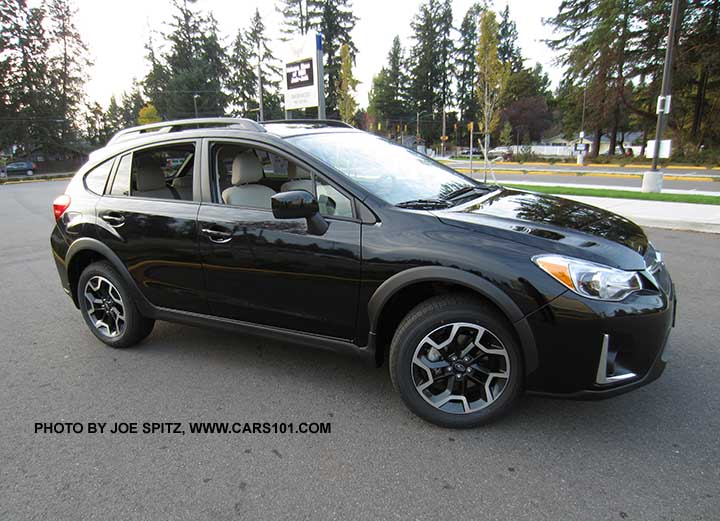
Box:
[1, 180, 718, 520]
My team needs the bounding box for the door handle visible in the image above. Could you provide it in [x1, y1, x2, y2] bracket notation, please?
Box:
[202, 227, 233, 243]
[101, 211, 125, 227]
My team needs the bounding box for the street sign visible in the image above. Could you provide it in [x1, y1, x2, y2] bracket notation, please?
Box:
[283, 34, 321, 111]
[574, 143, 589, 152]
[645, 139, 672, 159]
[656, 95, 672, 115]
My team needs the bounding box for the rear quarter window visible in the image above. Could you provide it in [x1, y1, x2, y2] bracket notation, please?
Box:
[84, 159, 114, 195]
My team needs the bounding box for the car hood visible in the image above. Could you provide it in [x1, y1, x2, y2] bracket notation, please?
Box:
[433, 188, 649, 270]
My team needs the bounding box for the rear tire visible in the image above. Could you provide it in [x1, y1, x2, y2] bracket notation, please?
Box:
[389, 295, 522, 428]
[77, 262, 154, 348]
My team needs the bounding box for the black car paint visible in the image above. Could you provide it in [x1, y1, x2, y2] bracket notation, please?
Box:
[51, 123, 674, 397]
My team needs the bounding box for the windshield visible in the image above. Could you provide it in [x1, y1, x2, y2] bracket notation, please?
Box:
[288, 132, 477, 205]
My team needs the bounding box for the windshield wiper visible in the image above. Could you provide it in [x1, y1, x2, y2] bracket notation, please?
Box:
[396, 199, 452, 210]
[444, 185, 490, 201]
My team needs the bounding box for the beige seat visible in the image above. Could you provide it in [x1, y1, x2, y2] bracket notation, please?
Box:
[281, 163, 314, 193]
[134, 156, 177, 199]
[171, 175, 193, 200]
[221, 151, 276, 208]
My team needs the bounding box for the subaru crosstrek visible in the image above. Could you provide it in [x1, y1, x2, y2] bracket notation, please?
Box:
[50, 118, 676, 428]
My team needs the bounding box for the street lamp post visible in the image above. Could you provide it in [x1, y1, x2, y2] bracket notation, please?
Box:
[416, 110, 427, 151]
[577, 86, 587, 166]
[193, 94, 200, 119]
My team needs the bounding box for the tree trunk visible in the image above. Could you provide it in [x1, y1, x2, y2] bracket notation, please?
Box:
[591, 128, 601, 157]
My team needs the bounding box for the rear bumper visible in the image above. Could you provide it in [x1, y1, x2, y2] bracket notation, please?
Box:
[524, 276, 675, 398]
[50, 225, 72, 299]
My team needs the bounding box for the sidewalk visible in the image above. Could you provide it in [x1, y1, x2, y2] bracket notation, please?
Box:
[499, 180, 720, 197]
[562, 195, 720, 234]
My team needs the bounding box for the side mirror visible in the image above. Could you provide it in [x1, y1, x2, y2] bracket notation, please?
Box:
[271, 190, 328, 235]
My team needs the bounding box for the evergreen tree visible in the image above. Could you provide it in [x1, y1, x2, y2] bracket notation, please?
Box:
[120, 81, 145, 127]
[143, 0, 228, 119]
[317, 0, 357, 117]
[227, 29, 257, 117]
[47, 0, 90, 146]
[12, 4, 55, 157]
[547, 0, 635, 155]
[337, 43, 358, 123]
[277, 0, 321, 37]
[367, 36, 407, 127]
[104, 95, 123, 135]
[228, 9, 282, 120]
[497, 3, 522, 73]
[456, 3, 483, 123]
[247, 9, 283, 120]
[436, 0, 455, 111]
[0, 0, 20, 152]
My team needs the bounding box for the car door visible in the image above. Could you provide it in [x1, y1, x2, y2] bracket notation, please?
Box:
[197, 139, 362, 340]
[95, 140, 207, 314]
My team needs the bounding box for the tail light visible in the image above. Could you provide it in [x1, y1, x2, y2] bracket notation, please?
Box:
[53, 194, 71, 220]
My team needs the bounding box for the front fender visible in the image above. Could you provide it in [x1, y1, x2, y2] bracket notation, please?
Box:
[367, 266, 539, 374]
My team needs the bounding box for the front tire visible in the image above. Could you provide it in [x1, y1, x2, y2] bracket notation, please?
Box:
[390, 295, 522, 428]
[77, 262, 154, 348]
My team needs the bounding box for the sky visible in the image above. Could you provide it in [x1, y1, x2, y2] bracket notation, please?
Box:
[65, 0, 564, 110]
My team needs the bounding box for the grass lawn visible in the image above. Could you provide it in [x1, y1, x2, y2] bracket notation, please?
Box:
[500, 183, 720, 206]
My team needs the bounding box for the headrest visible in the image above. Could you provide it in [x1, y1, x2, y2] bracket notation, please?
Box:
[135, 156, 166, 191]
[172, 175, 192, 188]
[287, 162, 310, 180]
[232, 151, 263, 185]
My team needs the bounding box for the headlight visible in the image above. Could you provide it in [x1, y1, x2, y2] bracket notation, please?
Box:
[533, 254, 642, 301]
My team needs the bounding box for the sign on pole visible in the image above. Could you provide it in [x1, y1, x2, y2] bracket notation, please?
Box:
[283, 33, 324, 116]
[645, 140, 672, 159]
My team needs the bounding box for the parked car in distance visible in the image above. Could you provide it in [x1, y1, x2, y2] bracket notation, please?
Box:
[5, 161, 36, 176]
[50, 118, 676, 428]
[487, 146, 513, 159]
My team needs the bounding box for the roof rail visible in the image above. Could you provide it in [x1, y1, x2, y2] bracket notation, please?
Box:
[263, 119, 354, 129]
[108, 117, 266, 145]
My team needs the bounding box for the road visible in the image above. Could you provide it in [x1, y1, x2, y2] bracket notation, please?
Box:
[443, 159, 720, 193]
[1, 180, 719, 520]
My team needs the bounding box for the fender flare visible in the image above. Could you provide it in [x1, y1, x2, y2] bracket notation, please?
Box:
[65, 238, 155, 316]
[367, 266, 538, 374]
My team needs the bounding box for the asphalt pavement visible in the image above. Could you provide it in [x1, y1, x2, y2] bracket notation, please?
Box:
[1, 180, 719, 520]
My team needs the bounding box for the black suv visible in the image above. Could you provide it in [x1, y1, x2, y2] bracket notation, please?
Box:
[51, 118, 676, 428]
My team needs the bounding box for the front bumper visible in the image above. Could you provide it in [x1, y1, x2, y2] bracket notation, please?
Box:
[524, 268, 675, 398]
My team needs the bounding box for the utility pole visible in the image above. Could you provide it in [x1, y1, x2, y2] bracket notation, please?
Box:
[316, 33, 326, 120]
[643, 0, 681, 192]
[257, 52, 264, 122]
[441, 106, 446, 157]
[193, 94, 200, 119]
[577, 87, 587, 166]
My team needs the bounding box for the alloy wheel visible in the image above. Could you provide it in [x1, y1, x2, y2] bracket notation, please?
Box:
[83, 276, 126, 338]
[411, 322, 510, 414]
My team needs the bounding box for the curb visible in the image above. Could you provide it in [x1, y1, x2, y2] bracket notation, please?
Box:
[493, 161, 720, 171]
[618, 217, 720, 235]
[454, 168, 718, 183]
